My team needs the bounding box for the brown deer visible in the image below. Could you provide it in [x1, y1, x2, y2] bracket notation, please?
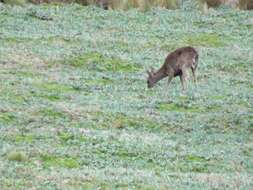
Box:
[147, 46, 198, 90]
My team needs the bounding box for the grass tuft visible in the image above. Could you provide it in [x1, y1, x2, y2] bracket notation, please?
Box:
[40, 154, 80, 168]
[6, 151, 28, 162]
[15, 135, 34, 143]
[0, 112, 16, 125]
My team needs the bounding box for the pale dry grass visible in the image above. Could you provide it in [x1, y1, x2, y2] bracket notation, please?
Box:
[13, 0, 180, 9]
[88, 0, 180, 10]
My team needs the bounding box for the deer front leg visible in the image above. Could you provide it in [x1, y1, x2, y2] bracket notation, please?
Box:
[191, 67, 197, 86]
[165, 70, 174, 88]
[167, 75, 173, 87]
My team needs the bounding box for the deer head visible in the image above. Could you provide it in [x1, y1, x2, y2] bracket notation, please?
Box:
[146, 67, 156, 88]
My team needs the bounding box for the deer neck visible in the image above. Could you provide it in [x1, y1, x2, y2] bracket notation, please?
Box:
[152, 68, 167, 84]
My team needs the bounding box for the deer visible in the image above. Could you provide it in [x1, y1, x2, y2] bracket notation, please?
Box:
[147, 46, 198, 90]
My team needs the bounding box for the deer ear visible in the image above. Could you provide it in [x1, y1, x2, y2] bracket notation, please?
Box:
[146, 70, 151, 76]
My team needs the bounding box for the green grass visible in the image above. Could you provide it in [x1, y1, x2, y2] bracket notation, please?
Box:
[15, 135, 34, 143]
[0, 2, 252, 190]
[40, 154, 80, 168]
[6, 151, 28, 162]
[185, 33, 225, 47]
[0, 112, 16, 124]
[33, 82, 76, 93]
[3, 0, 26, 6]
[57, 52, 141, 72]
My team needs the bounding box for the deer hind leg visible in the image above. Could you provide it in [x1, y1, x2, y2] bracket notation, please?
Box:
[191, 56, 198, 86]
[180, 68, 188, 91]
[179, 75, 185, 91]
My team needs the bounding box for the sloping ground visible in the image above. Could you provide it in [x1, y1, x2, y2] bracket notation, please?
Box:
[0, 4, 252, 189]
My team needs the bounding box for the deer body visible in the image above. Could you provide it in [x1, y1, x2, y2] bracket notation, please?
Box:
[147, 46, 198, 90]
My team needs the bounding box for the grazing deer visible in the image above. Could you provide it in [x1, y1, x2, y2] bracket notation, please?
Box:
[147, 46, 198, 90]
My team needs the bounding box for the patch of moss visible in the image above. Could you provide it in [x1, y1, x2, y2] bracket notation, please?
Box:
[85, 111, 160, 130]
[39, 108, 67, 120]
[40, 154, 79, 168]
[86, 77, 114, 85]
[176, 155, 211, 173]
[184, 155, 211, 173]
[15, 135, 34, 143]
[186, 155, 208, 162]
[185, 33, 225, 47]
[212, 95, 225, 100]
[108, 113, 159, 129]
[0, 112, 16, 124]
[6, 151, 28, 162]
[115, 149, 139, 159]
[8, 70, 40, 79]
[0, 37, 32, 44]
[58, 132, 74, 142]
[81, 183, 98, 189]
[35, 93, 61, 101]
[34, 82, 75, 93]
[59, 52, 140, 72]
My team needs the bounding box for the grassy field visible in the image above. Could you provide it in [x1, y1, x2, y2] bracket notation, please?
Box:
[0, 2, 252, 189]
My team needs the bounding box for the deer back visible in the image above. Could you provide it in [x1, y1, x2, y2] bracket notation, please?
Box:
[164, 47, 198, 76]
